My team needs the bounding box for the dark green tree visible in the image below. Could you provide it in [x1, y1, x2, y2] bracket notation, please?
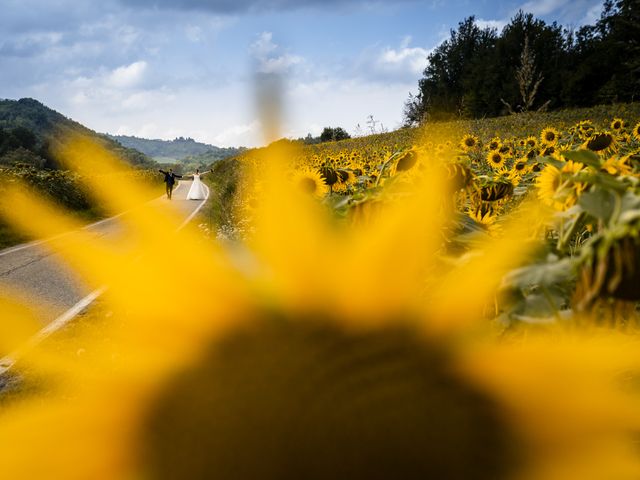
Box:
[319, 127, 351, 142]
[404, 16, 497, 124]
[490, 12, 566, 115]
[404, 2, 640, 123]
[11, 126, 38, 150]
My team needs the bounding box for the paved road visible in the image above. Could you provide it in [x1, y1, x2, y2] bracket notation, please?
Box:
[0, 181, 207, 326]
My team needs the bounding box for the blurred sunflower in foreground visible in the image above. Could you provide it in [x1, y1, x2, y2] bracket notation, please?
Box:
[1, 135, 640, 480]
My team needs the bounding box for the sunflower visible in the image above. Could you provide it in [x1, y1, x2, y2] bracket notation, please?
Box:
[536, 160, 585, 211]
[486, 151, 506, 170]
[601, 156, 633, 176]
[540, 127, 560, 146]
[631, 122, 640, 142]
[610, 118, 625, 132]
[332, 180, 348, 193]
[511, 159, 528, 176]
[319, 165, 339, 187]
[467, 203, 498, 232]
[460, 134, 479, 152]
[395, 148, 419, 172]
[541, 145, 556, 156]
[337, 169, 357, 185]
[525, 136, 538, 149]
[2, 135, 640, 480]
[488, 137, 502, 151]
[584, 131, 617, 155]
[480, 180, 514, 201]
[292, 168, 329, 197]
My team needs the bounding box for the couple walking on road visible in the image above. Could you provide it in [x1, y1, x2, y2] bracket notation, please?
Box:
[159, 168, 209, 200]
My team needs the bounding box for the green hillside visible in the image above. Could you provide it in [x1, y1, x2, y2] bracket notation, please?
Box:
[0, 98, 161, 249]
[0, 98, 155, 169]
[108, 134, 244, 163]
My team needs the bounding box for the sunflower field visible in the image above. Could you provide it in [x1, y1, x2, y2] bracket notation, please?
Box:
[2, 105, 640, 479]
[226, 102, 640, 327]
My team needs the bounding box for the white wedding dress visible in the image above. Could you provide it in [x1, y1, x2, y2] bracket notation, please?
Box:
[186, 173, 206, 200]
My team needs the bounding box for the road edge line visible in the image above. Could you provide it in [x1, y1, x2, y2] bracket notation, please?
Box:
[0, 180, 207, 376]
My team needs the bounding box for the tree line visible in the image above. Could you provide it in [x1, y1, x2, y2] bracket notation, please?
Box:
[404, 0, 640, 124]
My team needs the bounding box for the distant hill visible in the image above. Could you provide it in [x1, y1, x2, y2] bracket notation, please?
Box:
[108, 135, 245, 164]
[108, 135, 245, 163]
[0, 98, 155, 169]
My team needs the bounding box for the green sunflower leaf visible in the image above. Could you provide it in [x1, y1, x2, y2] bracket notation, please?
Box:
[578, 188, 617, 222]
[560, 149, 601, 168]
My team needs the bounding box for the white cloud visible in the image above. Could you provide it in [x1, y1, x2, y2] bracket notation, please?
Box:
[354, 37, 429, 83]
[286, 77, 412, 139]
[106, 61, 148, 88]
[250, 32, 304, 74]
[250, 31, 278, 57]
[518, 0, 570, 16]
[580, 3, 602, 26]
[260, 54, 303, 74]
[475, 18, 507, 31]
[213, 121, 261, 145]
[377, 38, 428, 76]
[514, 0, 603, 25]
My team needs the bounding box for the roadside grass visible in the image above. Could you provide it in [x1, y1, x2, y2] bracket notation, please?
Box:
[0, 224, 27, 250]
[199, 157, 240, 238]
[0, 176, 164, 250]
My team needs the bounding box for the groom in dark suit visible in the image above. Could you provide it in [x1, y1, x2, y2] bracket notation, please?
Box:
[159, 168, 183, 200]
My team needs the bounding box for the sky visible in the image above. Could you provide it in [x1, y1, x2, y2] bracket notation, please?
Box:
[1, 0, 605, 148]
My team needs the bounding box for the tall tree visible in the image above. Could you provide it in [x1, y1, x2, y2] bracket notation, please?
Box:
[404, 17, 497, 124]
[404, 3, 640, 124]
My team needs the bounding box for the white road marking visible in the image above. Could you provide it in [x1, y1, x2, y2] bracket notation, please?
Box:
[0, 287, 107, 375]
[0, 179, 209, 376]
[178, 184, 210, 230]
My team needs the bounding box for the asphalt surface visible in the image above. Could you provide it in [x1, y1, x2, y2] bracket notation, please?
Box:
[0, 181, 206, 326]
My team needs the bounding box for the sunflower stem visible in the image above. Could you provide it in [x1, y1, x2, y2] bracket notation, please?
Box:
[609, 191, 623, 228]
[540, 285, 563, 323]
[375, 151, 403, 187]
[558, 212, 586, 253]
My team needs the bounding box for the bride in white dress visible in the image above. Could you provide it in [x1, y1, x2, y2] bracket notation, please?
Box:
[186, 169, 207, 200]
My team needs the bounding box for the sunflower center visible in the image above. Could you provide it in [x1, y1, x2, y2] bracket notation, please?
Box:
[143, 319, 516, 480]
[396, 151, 418, 171]
[299, 177, 318, 194]
[586, 133, 613, 152]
